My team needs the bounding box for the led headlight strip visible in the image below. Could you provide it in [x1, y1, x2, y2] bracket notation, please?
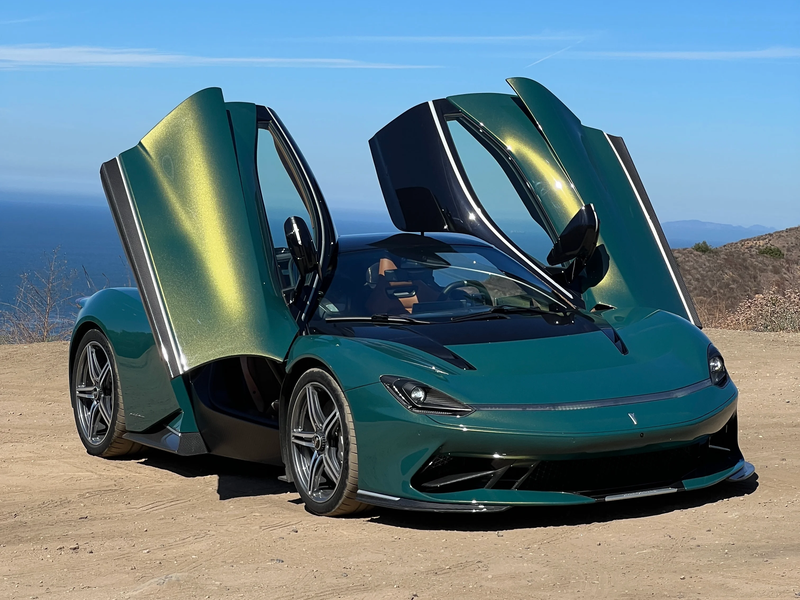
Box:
[380, 375, 474, 416]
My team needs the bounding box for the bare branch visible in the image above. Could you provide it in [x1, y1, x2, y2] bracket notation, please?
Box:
[0, 247, 78, 344]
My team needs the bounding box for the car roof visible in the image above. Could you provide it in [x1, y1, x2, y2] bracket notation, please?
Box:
[336, 231, 495, 253]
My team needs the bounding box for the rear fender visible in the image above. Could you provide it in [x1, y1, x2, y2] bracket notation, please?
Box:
[70, 288, 190, 432]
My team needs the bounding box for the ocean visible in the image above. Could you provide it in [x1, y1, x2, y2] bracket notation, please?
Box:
[0, 200, 395, 306]
[0, 199, 771, 309]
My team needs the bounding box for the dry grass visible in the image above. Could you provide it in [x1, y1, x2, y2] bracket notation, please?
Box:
[719, 288, 800, 332]
[673, 225, 800, 331]
[0, 248, 78, 344]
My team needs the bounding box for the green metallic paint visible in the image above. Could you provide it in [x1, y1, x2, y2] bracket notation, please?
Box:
[285, 334, 463, 392]
[226, 102, 290, 308]
[74, 286, 740, 506]
[446, 92, 583, 234]
[440, 310, 711, 406]
[295, 308, 711, 404]
[506, 77, 693, 322]
[168, 377, 199, 433]
[426, 392, 737, 453]
[285, 307, 737, 501]
[79, 82, 747, 510]
[340, 380, 737, 505]
[117, 88, 297, 372]
[682, 461, 744, 491]
[71, 288, 183, 432]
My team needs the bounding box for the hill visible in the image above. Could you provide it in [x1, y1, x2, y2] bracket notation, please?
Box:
[673, 226, 800, 331]
[662, 220, 776, 249]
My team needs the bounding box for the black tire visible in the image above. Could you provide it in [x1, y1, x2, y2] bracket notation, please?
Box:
[70, 329, 142, 458]
[284, 368, 370, 516]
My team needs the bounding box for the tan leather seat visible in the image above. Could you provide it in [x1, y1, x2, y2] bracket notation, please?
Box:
[365, 258, 443, 314]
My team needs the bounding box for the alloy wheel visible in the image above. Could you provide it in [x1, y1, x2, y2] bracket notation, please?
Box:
[289, 382, 344, 503]
[74, 341, 115, 446]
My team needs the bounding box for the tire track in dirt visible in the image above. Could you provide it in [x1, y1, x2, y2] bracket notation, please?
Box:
[134, 497, 194, 513]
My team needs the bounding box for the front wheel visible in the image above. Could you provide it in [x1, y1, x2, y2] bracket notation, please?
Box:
[71, 329, 141, 457]
[285, 368, 369, 516]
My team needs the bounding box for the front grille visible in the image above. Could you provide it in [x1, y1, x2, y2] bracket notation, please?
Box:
[411, 414, 741, 497]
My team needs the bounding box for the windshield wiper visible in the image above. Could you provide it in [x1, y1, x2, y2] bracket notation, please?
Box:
[325, 314, 430, 325]
[450, 305, 569, 322]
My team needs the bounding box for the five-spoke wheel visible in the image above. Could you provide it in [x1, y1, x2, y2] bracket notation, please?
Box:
[71, 329, 140, 457]
[286, 368, 369, 516]
[75, 340, 115, 445]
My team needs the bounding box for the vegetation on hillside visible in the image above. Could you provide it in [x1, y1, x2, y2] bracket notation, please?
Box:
[758, 245, 784, 259]
[674, 226, 800, 331]
[692, 240, 714, 254]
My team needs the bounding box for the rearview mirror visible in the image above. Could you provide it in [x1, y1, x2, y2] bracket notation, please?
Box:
[547, 204, 599, 285]
[284, 216, 318, 277]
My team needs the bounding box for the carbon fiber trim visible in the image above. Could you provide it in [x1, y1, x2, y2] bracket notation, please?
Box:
[123, 429, 207, 456]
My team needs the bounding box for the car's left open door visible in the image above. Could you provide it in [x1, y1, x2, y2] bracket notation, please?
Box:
[369, 79, 700, 325]
[100, 88, 332, 378]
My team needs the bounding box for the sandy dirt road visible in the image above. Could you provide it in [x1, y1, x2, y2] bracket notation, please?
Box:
[1, 330, 798, 599]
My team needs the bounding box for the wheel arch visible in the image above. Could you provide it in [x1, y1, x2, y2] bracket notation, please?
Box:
[68, 288, 182, 433]
[282, 355, 339, 401]
[279, 354, 346, 469]
[69, 318, 111, 390]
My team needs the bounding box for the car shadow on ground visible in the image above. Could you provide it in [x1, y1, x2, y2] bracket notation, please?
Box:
[365, 476, 759, 531]
[130, 449, 759, 528]
[136, 451, 293, 501]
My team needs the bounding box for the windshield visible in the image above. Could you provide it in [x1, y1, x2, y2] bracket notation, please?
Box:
[314, 238, 565, 322]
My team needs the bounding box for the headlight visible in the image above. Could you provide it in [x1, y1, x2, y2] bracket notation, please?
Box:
[380, 375, 474, 416]
[707, 344, 728, 387]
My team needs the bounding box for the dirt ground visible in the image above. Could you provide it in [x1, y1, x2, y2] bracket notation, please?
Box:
[1, 330, 798, 600]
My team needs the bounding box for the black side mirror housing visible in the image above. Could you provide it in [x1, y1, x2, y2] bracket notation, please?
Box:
[284, 216, 318, 277]
[547, 204, 600, 286]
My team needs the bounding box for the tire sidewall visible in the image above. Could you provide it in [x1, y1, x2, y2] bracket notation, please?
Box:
[71, 329, 122, 456]
[285, 368, 355, 516]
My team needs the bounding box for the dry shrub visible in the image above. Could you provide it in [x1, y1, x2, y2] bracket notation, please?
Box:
[720, 288, 800, 333]
[0, 248, 78, 344]
[673, 225, 800, 330]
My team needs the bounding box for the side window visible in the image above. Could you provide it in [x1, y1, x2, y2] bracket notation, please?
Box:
[256, 126, 317, 293]
[446, 119, 555, 264]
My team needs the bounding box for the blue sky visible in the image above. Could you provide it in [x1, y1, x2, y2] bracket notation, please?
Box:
[1, 0, 798, 228]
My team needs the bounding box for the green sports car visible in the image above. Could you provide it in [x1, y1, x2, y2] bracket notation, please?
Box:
[69, 78, 754, 516]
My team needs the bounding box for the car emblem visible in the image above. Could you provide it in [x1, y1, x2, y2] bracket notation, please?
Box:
[628, 413, 638, 425]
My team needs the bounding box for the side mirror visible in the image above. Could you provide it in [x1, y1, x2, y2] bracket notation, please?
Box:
[547, 204, 599, 284]
[284, 216, 318, 277]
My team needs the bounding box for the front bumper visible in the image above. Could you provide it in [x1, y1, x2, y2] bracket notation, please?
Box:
[347, 379, 744, 510]
[355, 457, 750, 513]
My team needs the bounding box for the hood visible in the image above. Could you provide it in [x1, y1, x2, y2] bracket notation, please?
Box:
[322, 307, 712, 407]
[442, 308, 711, 407]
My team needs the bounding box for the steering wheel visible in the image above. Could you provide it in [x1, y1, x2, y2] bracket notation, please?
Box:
[441, 279, 493, 306]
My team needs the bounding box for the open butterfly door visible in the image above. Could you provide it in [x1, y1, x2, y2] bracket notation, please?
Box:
[100, 88, 335, 378]
[369, 78, 699, 325]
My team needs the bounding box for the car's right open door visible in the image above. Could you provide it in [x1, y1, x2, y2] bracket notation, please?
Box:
[369, 78, 700, 325]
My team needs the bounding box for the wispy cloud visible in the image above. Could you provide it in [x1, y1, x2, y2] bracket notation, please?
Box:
[526, 41, 583, 67]
[0, 15, 48, 25]
[0, 45, 437, 69]
[290, 34, 583, 44]
[570, 47, 800, 60]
